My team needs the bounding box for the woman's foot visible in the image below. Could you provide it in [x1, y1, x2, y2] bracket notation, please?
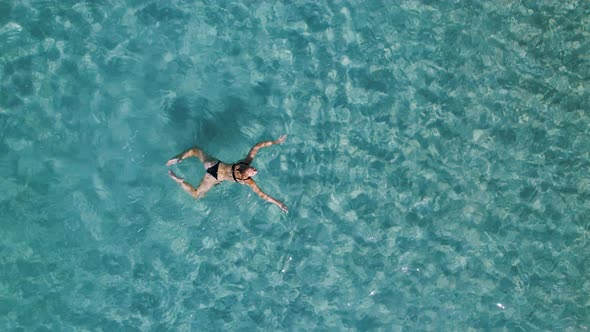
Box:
[168, 170, 184, 184]
[166, 157, 181, 166]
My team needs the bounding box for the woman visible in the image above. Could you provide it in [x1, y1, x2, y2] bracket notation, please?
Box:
[166, 135, 288, 212]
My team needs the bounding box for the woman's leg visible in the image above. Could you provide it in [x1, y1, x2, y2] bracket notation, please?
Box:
[169, 171, 217, 199]
[167, 147, 218, 168]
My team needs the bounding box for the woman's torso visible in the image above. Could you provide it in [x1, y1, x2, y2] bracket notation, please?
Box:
[206, 161, 249, 183]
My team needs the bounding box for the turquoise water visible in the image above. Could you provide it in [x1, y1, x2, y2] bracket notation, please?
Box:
[1, 0, 589, 330]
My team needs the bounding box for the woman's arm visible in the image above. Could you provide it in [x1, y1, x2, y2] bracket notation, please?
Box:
[246, 179, 288, 213]
[243, 135, 287, 164]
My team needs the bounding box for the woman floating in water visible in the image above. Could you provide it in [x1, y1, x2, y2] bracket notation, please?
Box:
[166, 135, 288, 213]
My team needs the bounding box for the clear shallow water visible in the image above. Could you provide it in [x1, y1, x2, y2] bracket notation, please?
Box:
[1, 0, 589, 330]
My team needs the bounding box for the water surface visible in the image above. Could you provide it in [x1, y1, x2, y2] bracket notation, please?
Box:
[1, 1, 589, 330]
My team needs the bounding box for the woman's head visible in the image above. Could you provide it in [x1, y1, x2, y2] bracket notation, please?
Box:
[237, 164, 257, 178]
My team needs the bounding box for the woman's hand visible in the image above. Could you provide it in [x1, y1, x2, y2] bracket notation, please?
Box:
[274, 135, 287, 145]
[168, 170, 184, 184]
[279, 202, 288, 213]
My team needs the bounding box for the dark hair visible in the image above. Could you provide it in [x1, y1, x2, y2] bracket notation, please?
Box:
[236, 165, 248, 179]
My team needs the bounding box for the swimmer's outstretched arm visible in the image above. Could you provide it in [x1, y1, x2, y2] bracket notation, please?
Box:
[168, 170, 214, 199]
[245, 178, 288, 213]
[243, 135, 287, 164]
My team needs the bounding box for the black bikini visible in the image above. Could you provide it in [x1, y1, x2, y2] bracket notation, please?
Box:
[206, 161, 221, 179]
[207, 161, 249, 182]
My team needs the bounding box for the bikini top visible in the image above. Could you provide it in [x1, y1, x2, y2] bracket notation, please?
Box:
[231, 161, 250, 182]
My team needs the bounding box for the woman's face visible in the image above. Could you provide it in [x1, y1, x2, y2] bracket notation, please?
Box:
[241, 165, 257, 177]
[245, 166, 258, 177]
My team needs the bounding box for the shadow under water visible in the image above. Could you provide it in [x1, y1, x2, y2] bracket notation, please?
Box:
[163, 94, 251, 154]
